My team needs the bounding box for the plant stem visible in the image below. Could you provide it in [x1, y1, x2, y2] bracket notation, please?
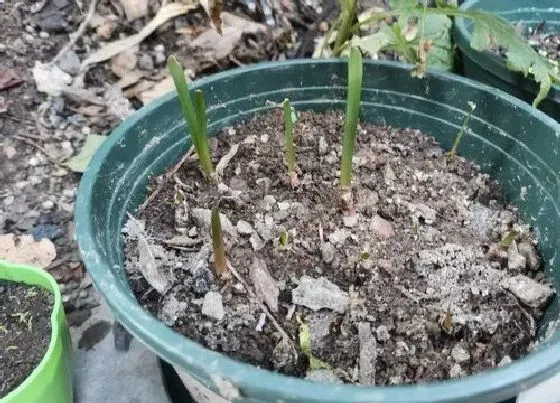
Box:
[211, 207, 227, 276]
[193, 90, 214, 178]
[449, 101, 476, 157]
[333, 0, 357, 57]
[283, 98, 295, 176]
[340, 47, 363, 190]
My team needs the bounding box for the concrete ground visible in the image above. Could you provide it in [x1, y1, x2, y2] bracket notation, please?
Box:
[69, 302, 560, 403]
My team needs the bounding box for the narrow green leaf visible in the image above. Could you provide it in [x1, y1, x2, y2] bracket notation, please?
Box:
[193, 90, 214, 177]
[282, 98, 295, 175]
[298, 320, 331, 370]
[340, 47, 363, 190]
[64, 134, 107, 173]
[211, 207, 227, 276]
[279, 230, 289, 249]
[168, 56, 213, 178]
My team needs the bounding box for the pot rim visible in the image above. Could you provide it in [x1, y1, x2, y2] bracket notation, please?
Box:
[75, 59, 560, 403]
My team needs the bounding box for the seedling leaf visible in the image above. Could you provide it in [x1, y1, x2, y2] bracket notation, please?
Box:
[449, 101, 476, 158]
[211, 207, 227, 276]
[282, 98, 296, 176]
[340, 46, 363, 190]
[168, 56, 214, 178]
[279, 230, 289, 249]
[298, 317, 331, 370]
[64, 134, 107, 173]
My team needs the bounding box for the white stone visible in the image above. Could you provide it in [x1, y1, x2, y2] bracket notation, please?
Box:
[500, 275, 554, 308]
[292, 276, 349, 313]
[201, 292, 224, 320]
[451, 344, 470, 363]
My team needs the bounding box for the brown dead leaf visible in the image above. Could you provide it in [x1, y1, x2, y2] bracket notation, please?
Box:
[75, 104, 105, 116]
[116, 69, 145, 89]
[138, 68, 193, 104]
[111, 46, 138, 78]
[0, 234, 56, 268]
[0, 67, 23, 91]
[81, 3, 197, 69]
[119, 0, 148, 21]
[192, 12, 266, 61]
[199, 0, 224, 34]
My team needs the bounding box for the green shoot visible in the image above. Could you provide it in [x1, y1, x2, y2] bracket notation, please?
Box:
[283, 98, 296, 178]
[501, 229, 520, 248]
[298, 315, 331, 370]
[168, 56, 214, 179]
[340, 47, 363, 192]
[211, 207, 227, 276]
[279, 230, 289, 249]
[449, 101, 476, 158]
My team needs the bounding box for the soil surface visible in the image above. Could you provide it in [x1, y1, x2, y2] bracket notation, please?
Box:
[124, 110, 555, 385]
[0, 281, 53, 397]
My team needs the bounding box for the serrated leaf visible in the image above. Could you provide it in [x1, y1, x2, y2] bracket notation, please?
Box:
[64, 134, 107, 173]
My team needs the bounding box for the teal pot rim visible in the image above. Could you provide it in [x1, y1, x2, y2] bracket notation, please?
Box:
[75, 59, 560, 403]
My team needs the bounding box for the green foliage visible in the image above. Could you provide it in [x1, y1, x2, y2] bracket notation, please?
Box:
[298, 318, 331, 370]
[168, 56, 214, 178]
[211, 207, 227, 276]
[449, 101, 476, 157]
[326, 0, 559, 106]
[279, 230, 289, 249]
[340, 47, 363, 190]
[282, 98, 296, 176]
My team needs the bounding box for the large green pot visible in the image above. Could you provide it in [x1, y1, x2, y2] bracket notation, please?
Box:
[454, 0, 560, 120]
[0, 261, 73, 403]
[75, 60, 560, 403]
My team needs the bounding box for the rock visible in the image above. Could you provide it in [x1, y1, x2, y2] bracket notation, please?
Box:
[358, 322, 377, 385]
[263, 195, 276, 210]
[255, 219, 274, 242]
[41, 200, 55, 210]
[518, 242, 540, 270]
[408, 203, 437, 224]
[370, 215, 394, 238]
[507, 241, 527, 272]
[201, 291, 224, 320]
[342, 213, 358, 228]
[255, 313, 266, 332]
[137, 53, 154, 71]
[318, 136, 328, 155]
[58, 51, 80, 74]
[451, 344, 470, 363]
[321, 242, 335, 264]
[4, 146, 16, 159]
[498, 355, 512, 367]
[376, 325, 390, 342]
[277, 201, 290, 211]
[307, 312, 335, 347]
[249, 232, 265, 250]
[192, 276, 211, 296]
[500, 275, 554, 308]
[251, 258, 279, 312]
[161, 294, 187, 326]
[449, 363, 465, 378]
[30, 224, 63, 241]
[292, 276, 350, 313]
[328, 228, 348, 245]
[11, 38, 27, 54]
[154, 44, 166, 64]
[305, 370, 343, 384]
[384, 164, 396, 183]
[273, 210, 289, 221]
[236, 220, 253, 236]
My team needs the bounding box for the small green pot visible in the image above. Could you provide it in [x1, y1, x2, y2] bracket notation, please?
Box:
[0, 260, 73, 403]
[454, 0, 560, 120]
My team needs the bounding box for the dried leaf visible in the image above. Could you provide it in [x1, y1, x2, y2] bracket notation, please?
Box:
[199, 0, 224, 34]
[0, 234, 56, 268]
[111, 47, 138, 78]
[119, 0, 148, 21]
[81, 3, 197, 68]
[251, 258, 279, 312]
[64, 134, 107, 172]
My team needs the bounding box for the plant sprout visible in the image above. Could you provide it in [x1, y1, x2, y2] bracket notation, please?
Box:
[211, 207, 227, 276]
[283, 98, 296, 178]
[168, 55, 214, 179]
[279, 230, 289, 249]
[11, 312, 32, 331]
[340, 47, 363, 200]
[449, 101, 476, 158]
[298, 315, 331, 370]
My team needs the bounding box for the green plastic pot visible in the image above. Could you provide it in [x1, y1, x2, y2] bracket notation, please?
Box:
[454, 0, 560, 120]
[0, 260, 72, 403]
[76, 59, 560, 403]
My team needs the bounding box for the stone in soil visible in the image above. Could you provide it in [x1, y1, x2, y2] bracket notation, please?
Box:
[0, 281, 53, 397]
[124, 110, 555, 385]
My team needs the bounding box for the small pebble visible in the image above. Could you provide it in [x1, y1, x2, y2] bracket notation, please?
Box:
[321, 242, 335, 264]
[41, 200, 55, 210]
[376, 325, 390, 342]
[137, 53, 154, 71]
[370, 215, 394, 238]
[4, 146, 16, 159]
[449, 363, 465, 378]
[236, 220, 253, 236]
[201, 291, 224, 320]
[451, 344, 470, 363]
[342, 213, 358, 228]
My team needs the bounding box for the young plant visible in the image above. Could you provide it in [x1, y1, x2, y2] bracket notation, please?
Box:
[282, 98, 296, 179]
[298, 315, 331, 370]
[211, 207, 227, 276]
[340, 46, 363, 205]
[449, 101, 476, 158]
[168, 55, 214, 179]
[279, 230, 289, 250]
